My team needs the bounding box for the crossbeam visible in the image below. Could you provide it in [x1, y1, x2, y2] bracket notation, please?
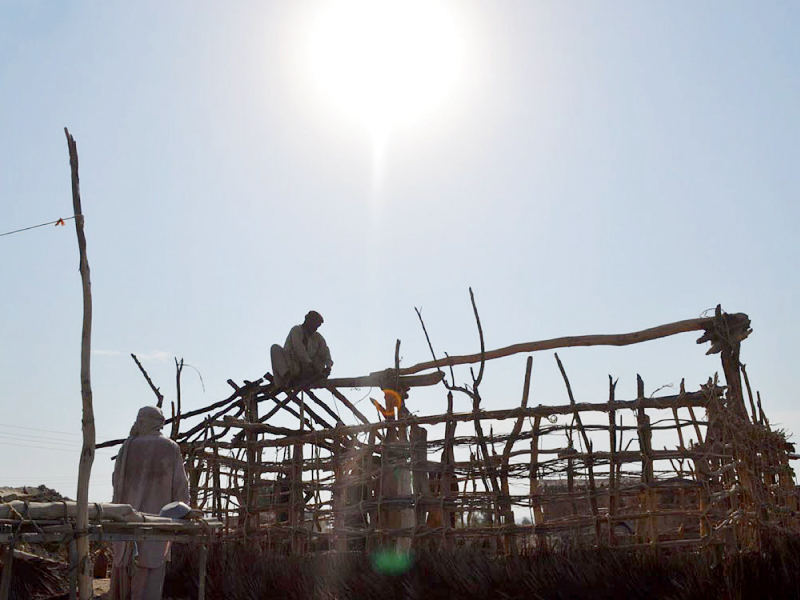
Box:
[397, 315, 747, 375]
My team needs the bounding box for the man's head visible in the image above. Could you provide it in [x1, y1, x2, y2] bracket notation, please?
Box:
[130, 405, 165, 437]
[303, 310, 324, 333]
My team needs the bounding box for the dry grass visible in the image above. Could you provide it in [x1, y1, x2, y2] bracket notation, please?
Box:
[164, 534, 800, 600]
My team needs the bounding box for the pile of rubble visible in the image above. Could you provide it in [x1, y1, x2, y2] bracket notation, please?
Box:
[1, 485, 72, 598]
[0, 485, 70, 504]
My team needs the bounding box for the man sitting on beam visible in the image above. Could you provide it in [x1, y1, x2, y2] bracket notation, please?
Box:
[271, 310, 334, 389]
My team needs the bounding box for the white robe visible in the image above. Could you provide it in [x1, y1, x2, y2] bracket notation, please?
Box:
[283, 324, 332, 374]
[111, 432, 190, 598]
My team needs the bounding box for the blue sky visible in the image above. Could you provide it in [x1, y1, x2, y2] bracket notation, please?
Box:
[1, 1, 798, 501]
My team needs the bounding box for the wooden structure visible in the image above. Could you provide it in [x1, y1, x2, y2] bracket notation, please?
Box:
[0, 501, 220, 600]
[97, 307, 798, 555]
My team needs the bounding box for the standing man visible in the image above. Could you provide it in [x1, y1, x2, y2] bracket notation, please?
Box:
[109, 406, 190, 600]
[271, 310, 333, 388]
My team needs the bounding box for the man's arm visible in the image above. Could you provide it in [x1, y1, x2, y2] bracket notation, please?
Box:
[172, 445, 191, 504]
[111, 450, 123, 504]
[318, 334, 333, 368]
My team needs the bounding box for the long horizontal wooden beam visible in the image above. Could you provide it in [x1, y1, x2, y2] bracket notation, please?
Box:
[325, 370, 444, 389]
[216, 417, 303, 436]
[397, 315, 739, 375]
[184, 388, 717, 450]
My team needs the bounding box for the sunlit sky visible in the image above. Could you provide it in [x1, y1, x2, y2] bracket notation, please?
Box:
[1, 1, 799, 502]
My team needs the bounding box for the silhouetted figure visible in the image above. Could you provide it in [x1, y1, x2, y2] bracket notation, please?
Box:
[109, 406, 190, 600]
[271, 311, 333, 388]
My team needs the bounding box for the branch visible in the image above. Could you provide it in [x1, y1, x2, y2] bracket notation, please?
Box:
[414, 306, 449, 386]
[130, 353, 164, 408]
[171, 357, 184, 439]
[501, 356, 533, 480]
[394, 338, 401, 391]
[555, 353, 591, 454]
[398, 314, 745, 376]
[469, 287, 486, 388]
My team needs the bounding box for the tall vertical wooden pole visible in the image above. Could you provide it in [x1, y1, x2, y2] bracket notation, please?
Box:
[607, 376, 618, 546]
[0, 545, 14, 600]
[441, 391, 456, 549]
[65, 128, 95, 600]
[331, 429, 347, 552]
[243, 390, 257, 536]
[529, 415, 545, 549]
[636, 375, 657, 547]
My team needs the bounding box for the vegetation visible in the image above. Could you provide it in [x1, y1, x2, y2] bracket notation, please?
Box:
[165, 535, 800, 600]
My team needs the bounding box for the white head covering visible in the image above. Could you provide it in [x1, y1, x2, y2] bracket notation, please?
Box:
[129, 405, 165, 437]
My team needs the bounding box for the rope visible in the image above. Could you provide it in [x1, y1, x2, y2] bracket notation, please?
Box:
[0, 216, 77, 238]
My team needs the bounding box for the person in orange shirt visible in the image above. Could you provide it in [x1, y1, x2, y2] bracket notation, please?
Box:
[370, 388, 405, 420]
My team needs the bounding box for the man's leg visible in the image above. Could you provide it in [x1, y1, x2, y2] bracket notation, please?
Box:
[297, 363, 326, 387]
[109, 563, 132, 600]
[130, 563, 165, 600]
[270, 344, 289, 387]
[109, 542, 135, 600]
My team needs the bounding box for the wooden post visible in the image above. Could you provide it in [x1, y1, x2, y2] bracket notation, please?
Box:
[188, 451, 201, 507]
[364, 429, 378, 551]
[607, 376, 618, 546]
[635, 375, 657, 547]
[396, 424, 413, 550]
[198, 542, 208, 600]
[693, 450, 712, 539]
[671, 407, 688, 538]
[757, 392, 768, 428]
[567, 449, 578, 520]
[441, 391, 457, 549]
[501, 356, 533, 554]
[411, 424, 430, 539]
[243, 389, 259, 535]
[65, 128, 95, 600]
[697, 307, 751, 419]
[213, 445, 222, 520]
[290, 394, 304, 555]
[720, 342, 747, 419]
[529, 415, 545, 549]
[555, 353, 598, 545]
[740, 364, 759, 425]
[68, 538, 78, 600]
[201, 431, 211, 510]
[331, 429, 347, 552]
[171, 357, 184, 439]
[377, 425, 390, 547]
[585, 447, 600, 547]
[0, 545, 13, 600]
[672, 406, 686, 451]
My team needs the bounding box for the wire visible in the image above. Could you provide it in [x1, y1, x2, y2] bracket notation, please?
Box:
[3, 476, 112, 483]
[0, 440, 114, 454]
[0, 441, 89, 452]
[352, 387, 374, 406]
[0, 432, 85, 447]
[0, 216, 76, 238]
[0, 434, 114, 454]
[330, 392, 342, 422]
[0, 422, 82, 437]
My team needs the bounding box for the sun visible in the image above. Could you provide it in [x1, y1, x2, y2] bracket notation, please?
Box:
[309, 0, 463, 136]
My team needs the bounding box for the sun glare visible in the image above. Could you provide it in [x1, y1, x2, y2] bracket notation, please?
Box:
[309, 0, 463, 136]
